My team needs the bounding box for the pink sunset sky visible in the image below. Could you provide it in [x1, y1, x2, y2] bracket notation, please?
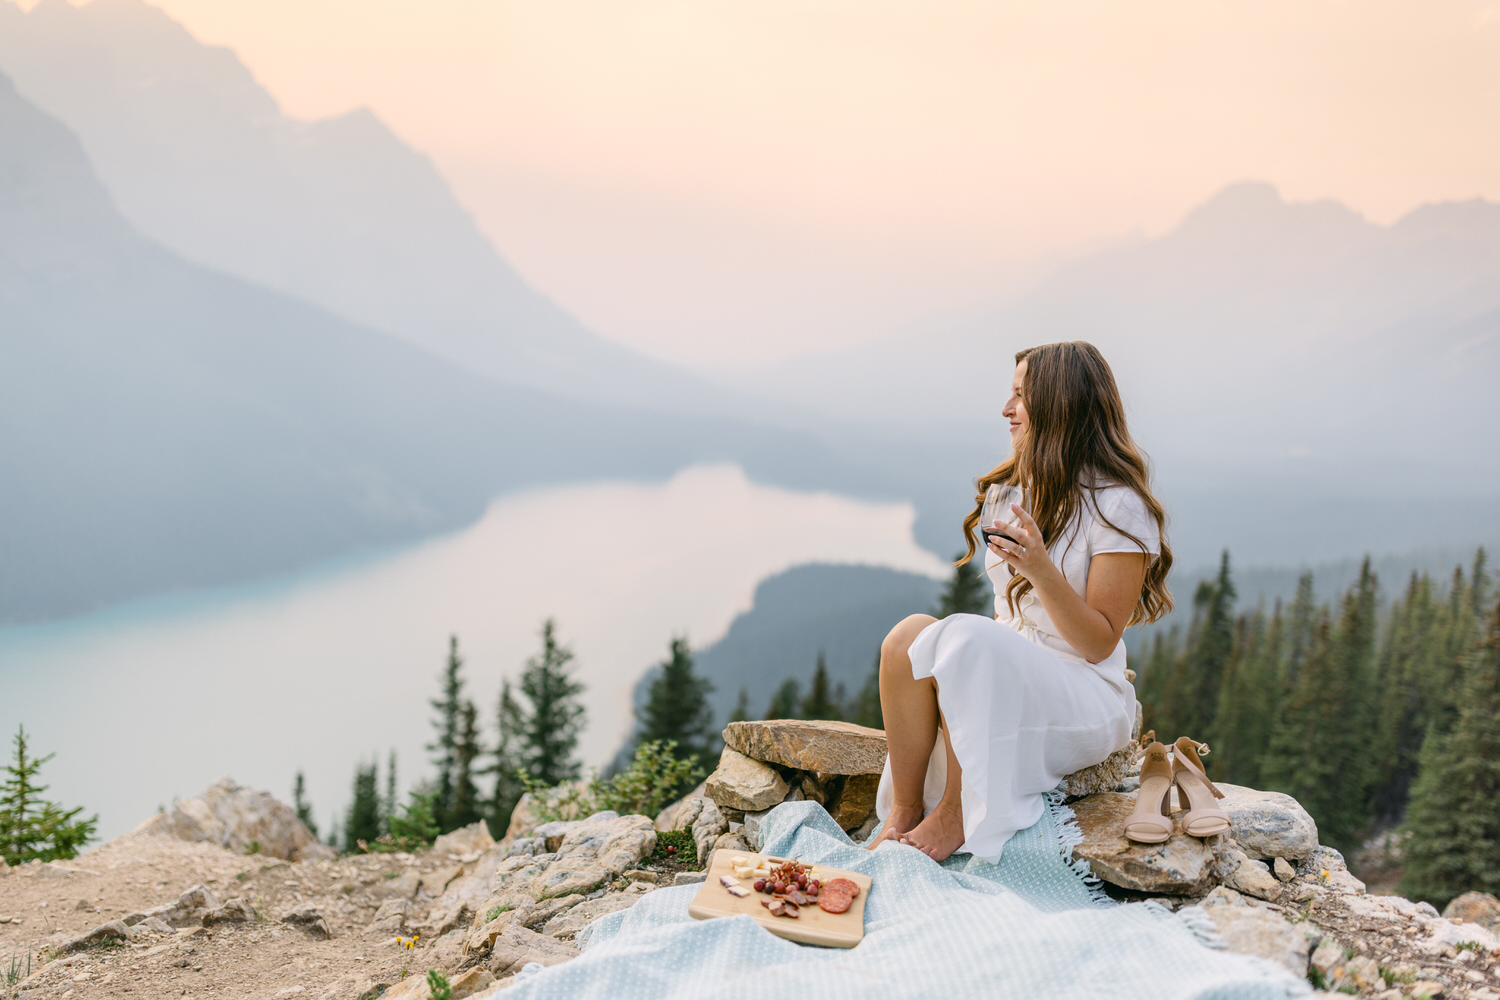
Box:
[25, 0, 1500, 368]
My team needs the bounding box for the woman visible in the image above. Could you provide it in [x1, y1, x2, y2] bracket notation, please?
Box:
[871, 341, 1173, 862]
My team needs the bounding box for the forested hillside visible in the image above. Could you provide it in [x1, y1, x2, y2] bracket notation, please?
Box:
[1136, 548, 1496, 905]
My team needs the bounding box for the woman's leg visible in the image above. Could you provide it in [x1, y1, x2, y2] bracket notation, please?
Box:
[868, 613, 939, 848]
[900, 709, 967, 860]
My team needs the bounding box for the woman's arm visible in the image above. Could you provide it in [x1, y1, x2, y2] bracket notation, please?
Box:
[988, 504, 1147, 664]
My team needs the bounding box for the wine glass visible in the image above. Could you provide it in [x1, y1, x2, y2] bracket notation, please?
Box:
[980, 484, 1028, 550]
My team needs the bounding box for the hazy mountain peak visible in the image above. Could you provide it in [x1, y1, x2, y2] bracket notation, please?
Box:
[0, 70, 132, 262]
[0, 0, 744, 418]
[1166, 180, 1374, 258]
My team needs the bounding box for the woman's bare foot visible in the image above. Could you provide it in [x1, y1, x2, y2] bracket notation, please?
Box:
[866, 803, 922, 849]
[900, 805, 965, 861]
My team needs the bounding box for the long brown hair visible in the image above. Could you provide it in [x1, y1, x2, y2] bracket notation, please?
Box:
[960, 341, 1174, 625]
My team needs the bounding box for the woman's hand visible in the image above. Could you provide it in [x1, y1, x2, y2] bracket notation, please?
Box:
[989, 503, 1146, 663]
[987, 503, 1055, 581]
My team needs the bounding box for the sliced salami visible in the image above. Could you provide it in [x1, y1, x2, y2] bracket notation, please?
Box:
[826, 878, 860, 898]
[818, 887, 853, 913]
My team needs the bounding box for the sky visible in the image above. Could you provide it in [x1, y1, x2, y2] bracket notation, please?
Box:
[19, 0, 1500, 367]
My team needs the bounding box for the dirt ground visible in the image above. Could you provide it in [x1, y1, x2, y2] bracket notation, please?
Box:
[1, 834, 485, 1000]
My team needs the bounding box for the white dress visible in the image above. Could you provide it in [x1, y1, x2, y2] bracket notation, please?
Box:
[874, 484, 1158, 861]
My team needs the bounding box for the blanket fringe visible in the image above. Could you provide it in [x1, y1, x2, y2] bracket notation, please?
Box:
[1043, 789, 1113, 908]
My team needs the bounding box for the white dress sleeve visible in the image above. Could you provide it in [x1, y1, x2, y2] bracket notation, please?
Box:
[1087, 487, 1161, 562]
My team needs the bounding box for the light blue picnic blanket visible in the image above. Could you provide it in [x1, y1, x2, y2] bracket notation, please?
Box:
[499, 798, 1308, 1000]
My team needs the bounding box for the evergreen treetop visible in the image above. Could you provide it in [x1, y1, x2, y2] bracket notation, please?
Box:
[729, 687, 751, 724]
[343, 759, 382, 854]
[486, 678, 527, 837]
[800, 653, 843, 720]
[1400, 595, 1500, 907]
[936, 554, 992, 618]
[292, 770, 318, 839]
[428, 635, 465, 830]
[638, 636, 717, 772]
[851, 655, 883, 730]
[518, 619, 587, 787]
[0, 726, 97, 865]
[448, 699, 485, 832]
[764, 678, 801, 720]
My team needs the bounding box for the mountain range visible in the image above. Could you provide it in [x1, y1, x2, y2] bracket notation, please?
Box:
[0, 69, 904, 621]
[0, 0, 742, 418]
[732, 182, 1500, 569]
[2, 0, 1497, 623]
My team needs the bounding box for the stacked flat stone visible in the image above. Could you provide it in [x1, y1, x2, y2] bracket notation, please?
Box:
[701, 721, 888, 850]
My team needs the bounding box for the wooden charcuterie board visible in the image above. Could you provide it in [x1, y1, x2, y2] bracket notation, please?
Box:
[687, 851, 873, 949]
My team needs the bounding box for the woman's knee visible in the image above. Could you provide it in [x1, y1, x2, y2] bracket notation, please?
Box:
[881, 614, 937, 669]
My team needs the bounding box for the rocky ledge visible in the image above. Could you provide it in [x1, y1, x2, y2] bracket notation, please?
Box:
[6, 725, 1498, 1000]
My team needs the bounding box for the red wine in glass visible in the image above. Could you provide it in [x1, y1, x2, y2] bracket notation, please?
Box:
[981, 484, 1027, 548]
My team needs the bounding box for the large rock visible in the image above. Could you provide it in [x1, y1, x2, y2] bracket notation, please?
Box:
[1220, 844, 1283, 902]
[825, 772, 880, 831]
[722, 720, 888, 775]
[691, 798, 728, 863]
[201, 897, 256, 925]
[133, 776, 327, 861]
[1199, 888, 1310, 978]
[58, 920, 129, 954]
[141, 884, 220, 927]
[432, 821, 495, 859]
[1069, 792, 1219, 895]
[539, 893, 639, 940]
[705, 748, 790, 811]
[1214, 783, 1318, 861]
[487, 923, 580, 979]
[554, 813, 656, 874]
[1059, 743, 1138, 801]
[1444, 891, 1500, 931]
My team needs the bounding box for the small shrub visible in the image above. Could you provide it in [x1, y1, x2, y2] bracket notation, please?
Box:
[243, 840, 262, 856]
[652, 828, 700, 869]
[483, 904, 514, 923]
[519, 741, 704, 826]
[1456, 940, 1485, 952]
[426, 969, 452, 1000]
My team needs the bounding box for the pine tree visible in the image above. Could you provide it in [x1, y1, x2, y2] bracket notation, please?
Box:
[765, 678, 801, 720]
[448, 700, 485, 832]
[936, 554, 992, 617]
[637, 636, 717, 774]
[1209, 605, 1283, 786]
[383, 751, 397, 836]
[344, 760, 382, 853]
[800, 653, 843, 720]
[1136, 626, 1181, 737]
[518, 619, 587, 787]
[1284, 572, 1319, 689]
[1175, 551, 1237, 742]
[428, 635, 466, 830]
[851, 655, 883, 729]
[729, 687, 751, 723]
[1400, 596, 1500, 908]
[389, 790, 441, 847]
[0, 726, 97, 865]
[487, 680, 527, 835]
[1261, 561, 1379, 854]
[292, 770, 318, 839]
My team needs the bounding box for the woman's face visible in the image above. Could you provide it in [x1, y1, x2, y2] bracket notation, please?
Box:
[1002, 360, 1029, 448]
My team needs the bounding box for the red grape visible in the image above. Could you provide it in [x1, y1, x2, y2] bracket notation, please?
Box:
[753, 879, 766, 892]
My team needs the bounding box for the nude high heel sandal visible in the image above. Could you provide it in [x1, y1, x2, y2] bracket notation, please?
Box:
[1124, 731, 1175, 843]
[1171, 737, 1231, 838]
